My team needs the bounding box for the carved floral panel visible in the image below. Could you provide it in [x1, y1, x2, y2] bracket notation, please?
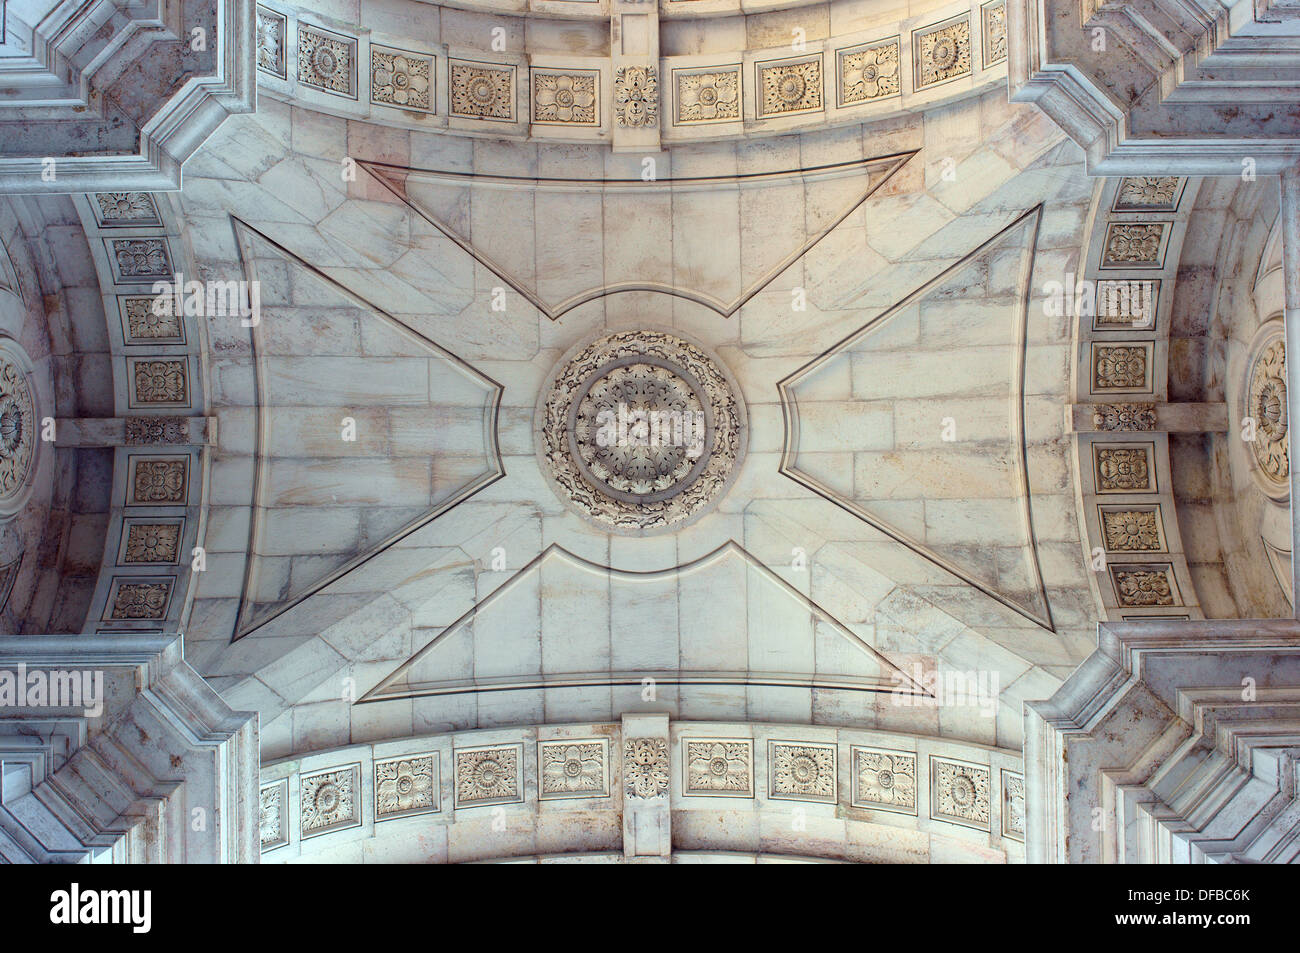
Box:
[109, 239, 172, 282]
[931, 757, 990, 828]
[1102, 223, 1166, 267]
[614, 66, 658, 127]
[838, 39, 901, 105]
[674, 67, 741, 124]
[95, 193, 161, 227]
[371, 46, 433, 112]
[122, 522, 182, 564]
[130, 457, 189, 504]
[1115, 177, 1182, 211]
[757, 57, 823, 117]
[259, 778, 289, 851]
[539, 739, 609, 799]
[256, 6, 287, 78]
[1092, 344, 1150, 392]
[1002, 770, 1025, 841]
[449, 61, 515, 121]
[852, 747, 917, 813]
[1111, 564, 1178, 607]
[770, 741, 838, 803]
[981, 1, 1007, 67]
[120, 295, 184, 344]
[300, 764, 361, 837]
[131, 359, 188, 405]
[532, 70, 598, 125]
[914, 16, 972, 89]
[297, 24, 356, 97]
[1100, 508, 1163, 552]
[107, 579, 173, 620]
[454, 744, 523, 807]
[375, 753, 439, 819]
[624, 737, 670, 799]
[683, 739, 753, 796]
[1094, 444, 1154, 493]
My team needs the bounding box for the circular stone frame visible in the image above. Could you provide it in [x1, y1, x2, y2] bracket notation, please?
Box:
[0, 336, 40, 522]
[534, 327, 747, 536]
[1243, 318, 1289, 503]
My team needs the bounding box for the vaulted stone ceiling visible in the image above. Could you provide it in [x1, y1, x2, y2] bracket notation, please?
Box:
[0, 0, 1294, 864]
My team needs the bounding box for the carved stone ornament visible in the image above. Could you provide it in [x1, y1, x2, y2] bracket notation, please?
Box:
[839, 40, 900, 104]
[540, 741, 609, 798]
[455, 745, 521, 806]
[300, 765, 360, 836]
[1093, 402, 1156, 431]
[684, 740, 752, 796]
[537, 329, 746, 534]
[771, 742, 837, 802]
[615, 66, 658, 127]
[932, 758, 990, 827]
[1095, 446, 1151, 492]
[675, 69, 740, 123]
[1101, 509, 1161, 552]
[758, 58, 823, 116]
[623, 737, 670, 799]
[125, 416, 190, 445]
[0, 345, 36, 506]
[1246, 325, 1289, 498]
[915, 17, 972, 88]
[1112, 566, 1176, 607]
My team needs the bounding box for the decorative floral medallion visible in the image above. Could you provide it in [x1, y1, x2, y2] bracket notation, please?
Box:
[95, 193, 160, 226]
[758, 58, 823, 116]
[1094, 445, 1152, 492]
[256, 6, 287, 78]
[1002, 770, 1025, 840]
[300, 765, 361, 837]
[931, 757, 990, 828]
[297, 25, 356, 97]
[259, 779, 289, 851]
[0, 344, 37, 511]
[675, 68, 741, 123]
[838, 39, 900, 105]
[684, 739, 753, 796]
[533, 70, 598, 124]
[1115, 176, 1181, 211]
[536, 330, 746, 534]
[1092, 402, 1156, 431]
[770, 741, 838, 803]
[107, 579, 172, 620]
[375, 754, 438, 819]
[1093, 344, 1149, 391]
[123, 522, 182, 564]
[454, 745, 522, 807]
[1245, 323, 1289, 498]
[1102, 223, 1165, 266]
[450, 61, 515, 120]
[852, 747, 917, 813]
[540, 740, 609, 799]
[1111, 565, 1178, 607]
[914, 17, 972, 89]
[1101, 508, 1162, 552]
[615, 66, 658, 127]
[623, 738, 670, 799]
[372, 47, 433, 111]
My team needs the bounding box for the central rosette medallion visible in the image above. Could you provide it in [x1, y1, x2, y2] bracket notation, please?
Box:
[537, 329, 746, 534]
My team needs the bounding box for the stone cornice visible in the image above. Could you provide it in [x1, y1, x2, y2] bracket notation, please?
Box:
[0, 0, 256, 193]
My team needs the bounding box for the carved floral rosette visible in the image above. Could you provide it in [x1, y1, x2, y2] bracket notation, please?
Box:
[0, 339, 37, 520]
[1244, 321, 1289, 501]
[536, 329, 746, 534]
